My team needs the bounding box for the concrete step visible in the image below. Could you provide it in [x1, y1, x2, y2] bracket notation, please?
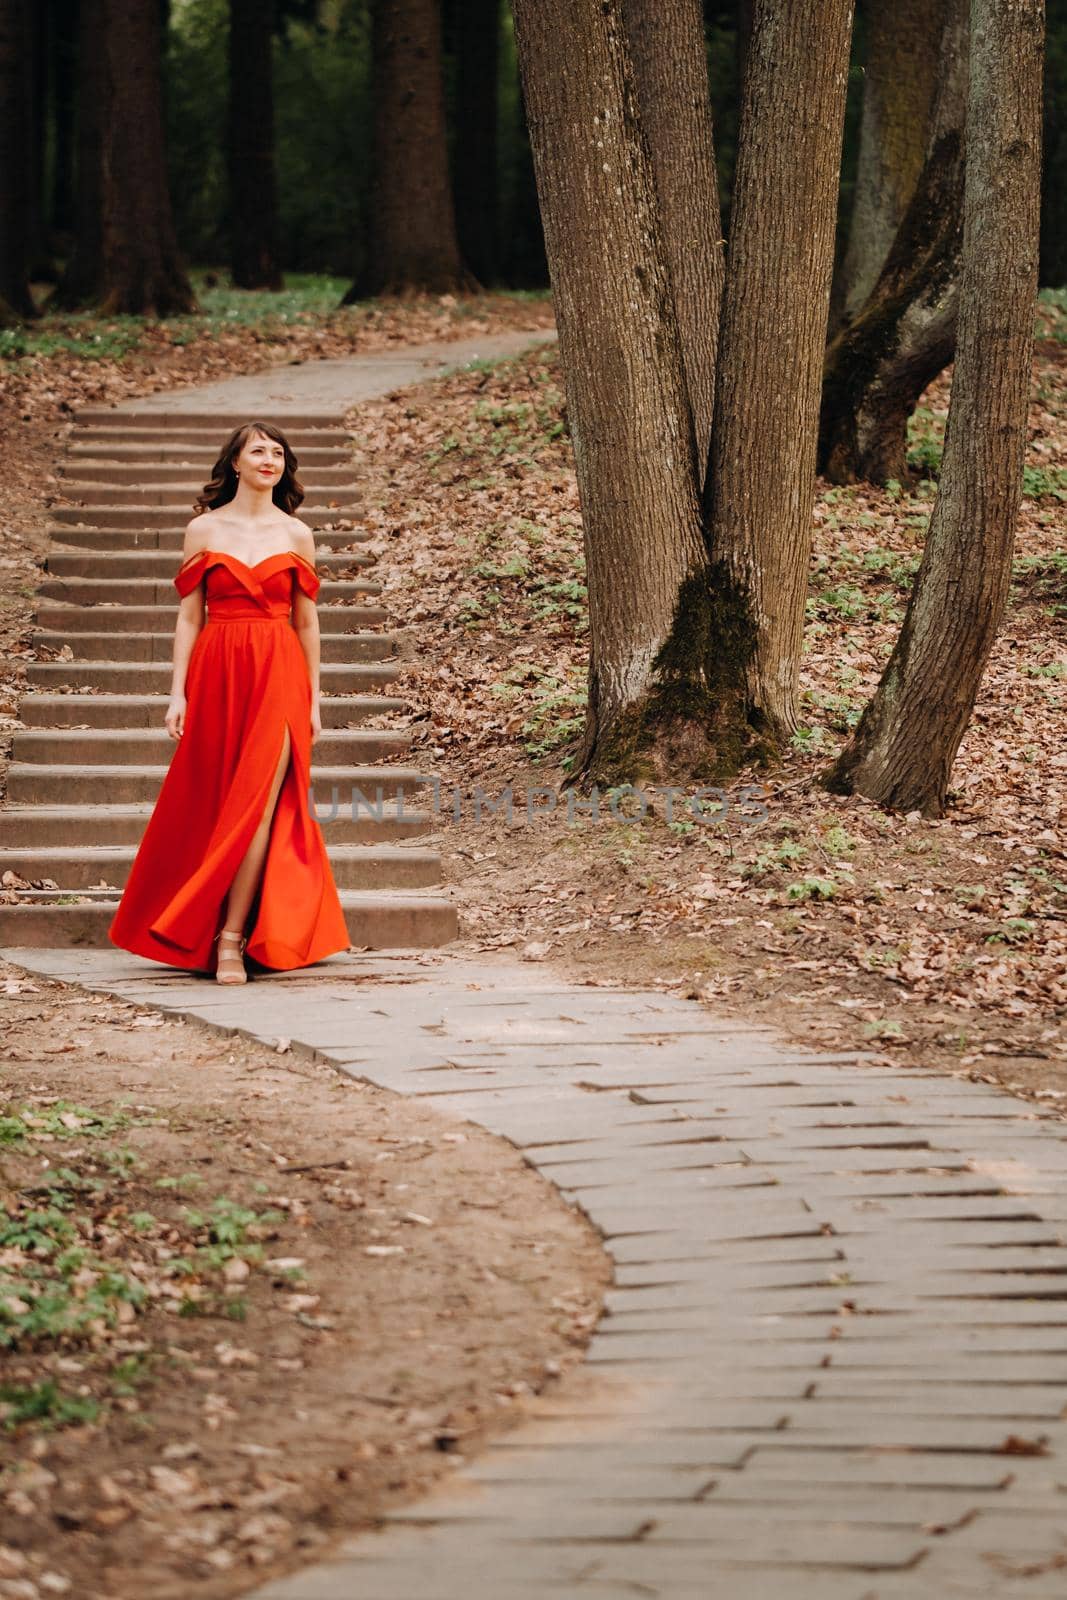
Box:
[0, 843, 442, 892]
[70, 426, 351, 450]
[59, 463, 358, 485]
[3, 399, 454, 956]
[17, 692, 409, 729]
[45, 548, 374, 578]
[36, 577, 381, 605]
[33, 602, 390, 632]
[7, 762, 434, 806]
[0, 891, 458, 951]
[74, 409, 346, 429]
[12, 727, 411, 766]
[50, 506, 364, 530]
[45, 526, 371, 553]
[58, 483, 362, 505]
[66, 443, 351, 466]
[26, 660, 403, 692]
[0, 802, 434, 847]
[30, 629, 398, 664]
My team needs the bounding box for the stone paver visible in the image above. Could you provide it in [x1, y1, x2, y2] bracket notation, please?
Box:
[6, 944, 1067, 1600]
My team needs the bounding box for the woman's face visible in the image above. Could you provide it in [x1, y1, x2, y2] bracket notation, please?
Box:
[235, 430, 285, 488]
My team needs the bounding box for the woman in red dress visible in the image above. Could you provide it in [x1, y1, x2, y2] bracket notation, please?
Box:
[107, 420, 351, 984]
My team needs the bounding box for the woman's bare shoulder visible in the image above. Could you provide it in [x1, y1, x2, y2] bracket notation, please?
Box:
[287, 516, 316, 562]
[181, 508, 221, 562]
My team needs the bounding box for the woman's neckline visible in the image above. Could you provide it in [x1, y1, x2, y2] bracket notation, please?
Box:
[178, 547, 315, 573]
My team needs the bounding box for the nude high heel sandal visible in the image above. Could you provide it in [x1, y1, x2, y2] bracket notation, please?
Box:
[215, 930, 248, 984]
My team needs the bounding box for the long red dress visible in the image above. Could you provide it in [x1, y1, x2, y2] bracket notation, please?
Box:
[107, 548, 351, 973]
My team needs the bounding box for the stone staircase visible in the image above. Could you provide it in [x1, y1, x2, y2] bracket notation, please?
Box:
[0, 408, 457, 953]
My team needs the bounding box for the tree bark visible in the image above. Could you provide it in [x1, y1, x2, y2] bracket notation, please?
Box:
[228, 0, 284, 289]
[48, 0, 106, 307]
[834, 0, 945, 329]
[50, 0, 79, 239]
[51, 0, 196, 314]
[97, 0, 196, 313]
[26, 0, 53, 279]
[346, 0, 476, 299]
[501, 63, 547, 286]
[0, 0, 37, 318]
[701, 0, 855, 743]
[512, 0, 711, 785]
[819, 0, 968, 485]
[453, 0, 499, 286]
[824, 0, 1044, 816]
[736, 0, 755, 93]
[623, 0, 724, 490]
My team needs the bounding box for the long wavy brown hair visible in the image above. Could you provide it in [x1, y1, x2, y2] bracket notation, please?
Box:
[192, 420, 305, 516]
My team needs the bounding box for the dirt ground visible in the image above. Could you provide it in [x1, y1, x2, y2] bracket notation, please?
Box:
[0, 956, 610, 1600]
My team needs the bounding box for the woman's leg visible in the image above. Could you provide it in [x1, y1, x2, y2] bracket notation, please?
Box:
[221, 724, 292, 935]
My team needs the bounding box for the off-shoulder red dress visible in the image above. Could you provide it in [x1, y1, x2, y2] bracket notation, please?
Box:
[107, 548, 351, 973]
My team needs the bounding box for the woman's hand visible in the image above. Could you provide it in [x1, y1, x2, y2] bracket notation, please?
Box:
[165, 694, 187, 740]
[310, 697, 322, 746]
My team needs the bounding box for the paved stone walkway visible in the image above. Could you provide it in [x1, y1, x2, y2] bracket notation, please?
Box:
[6, 945, 1067, 1600]
[103, 327, 558, 416]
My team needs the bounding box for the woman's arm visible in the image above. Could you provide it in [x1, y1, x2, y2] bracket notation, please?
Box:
[167, 521, 208, 739]
[290, 523, 322, 745]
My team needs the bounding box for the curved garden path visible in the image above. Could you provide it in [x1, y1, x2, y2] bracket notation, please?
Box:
[9, 944, 1067, 1600]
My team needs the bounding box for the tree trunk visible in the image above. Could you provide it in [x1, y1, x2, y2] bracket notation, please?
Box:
[819, 0, 968, 485]
[51, 0, 196, 314]
[48, 0, 106, 308]
[834, 0, 945, 329]
[501, 65, 547, 286]
[346, 0, 476, 299]
[26, 0, 53, 279]
[97, 0, 196, 314]
[512, 0, 712, 786]
[701, 0, 855, 744]
[623, 0, 724, 490]
[228, 0, 283, 289]
[0, 0, 37, 318]
[736, 0, 755, 92]
[1040, 0, 1067, 285]
[50, 0, 79, 239]
[824, 0, 1043, 817]
[453, 0, 499, 286]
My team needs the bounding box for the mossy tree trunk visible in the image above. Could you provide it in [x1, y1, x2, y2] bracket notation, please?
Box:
[512, 0, 711, 787]
[701, 0, 855, 744]
[0, 0, 38, 319]
[228, 0, 284, 290]
[346, 0, 477, 300]
[623, 0, 724, 489]
[819, 0, 968, 485]
[832, 0, 945, 332]
[824, 0, 1043, 817]
[51, 0, 196, 315]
